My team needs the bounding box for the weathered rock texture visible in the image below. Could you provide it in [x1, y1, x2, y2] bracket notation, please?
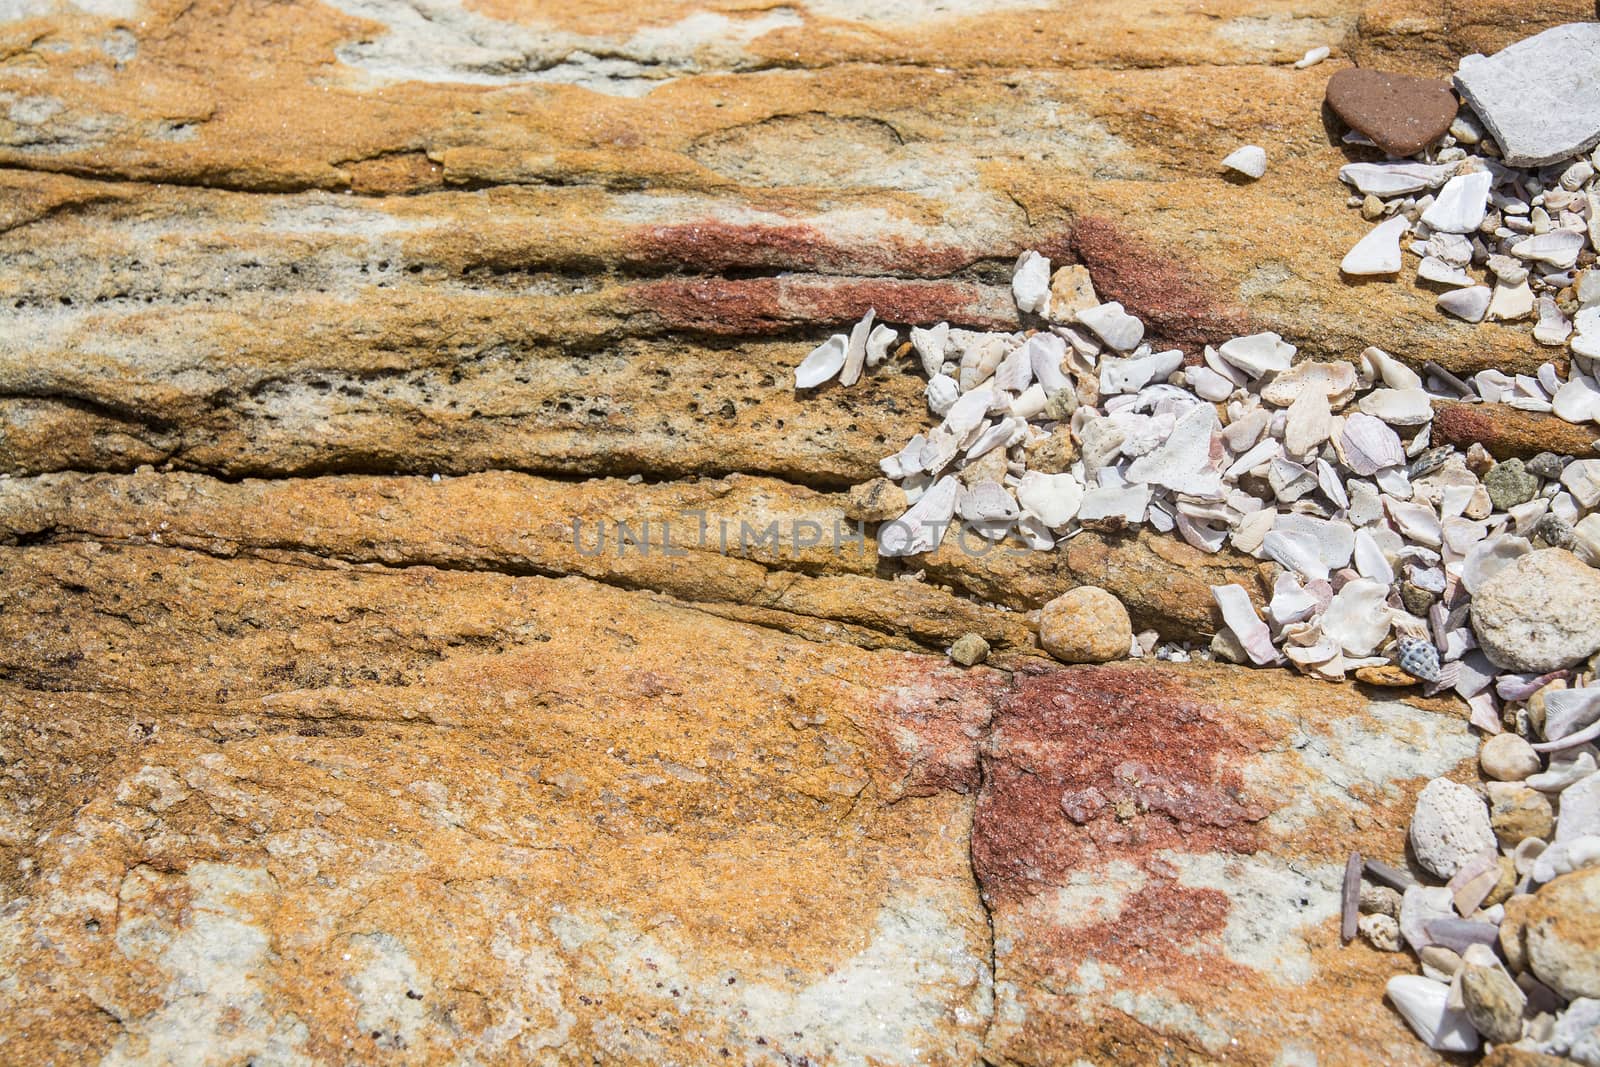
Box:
[0, 0, 1582, 1062]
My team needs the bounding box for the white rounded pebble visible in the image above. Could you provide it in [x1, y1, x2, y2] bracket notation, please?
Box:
[1479, 733, 1542, 782]
[1294, 45, 1331, 69]
[1221, 145, 1267, 180]
[1409, 777, 1496, 880]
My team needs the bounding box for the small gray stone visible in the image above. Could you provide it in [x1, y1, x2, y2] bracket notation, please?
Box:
[949, 633, 990, 667]
[1527, 452, 1568, 480]
[1460, 962, 1527, 1044]
[1454, 23, 1600, 166]
[1536, 514, 1576, 551]
[1400, 581, 1439, 617]
[1471, 549, 1600, 672]
[1484, 458, 1538, 509]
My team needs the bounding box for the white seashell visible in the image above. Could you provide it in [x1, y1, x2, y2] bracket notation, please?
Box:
[1357, 388, 1433, 426]
[1221, 145, 1266, 179]
[1294, 45, 1331, 68]
[1269, 572, 1318, 627]
[1385, 976, 1480, 1053]
[911, 323, 950, 378]
[1023, 332, 1070, 393]
[1321, 578, 1392, 656]
[1231, 507, 1277, 555]
[1336, 413, 1405, 475]
[957, 480, 1019, 524]
[1417, 257, 1475, 288]
[1428, 232, 1474, 267]
[992, 341, 1033, 393]
[1009, 383, 1049, 419]
[1175, 512, 1228, 552]
[1015, 514, 1055, 550]
[887, 433, 927, 478]
[966, 417, 1026, 461]
[1078, 483, 1150, 525]
[1358, 347, 1423, 392]
[926, 374, 960, 417]
[1562, 459, 1600, 508]
[1553, 373, 1600, 423]
[1221, 407, 1269, 451]
[917, 427, 963, 476]
[1537, 362, 1562, 397]
[1283, 387, 1332, 458]
[1316, 459, 1349, 510]
[1471, 368, 1514, 403]
[945, 388, 994, 436]
[1012, 251, 1051, 316]
[1338, 161, 1456, 197]
[1185, 364, 1235, 402]
[1340, 215, 1411, 276]
[878, 475, 960, 557]
[1124, 404, 1221, 495]
[959, 333, 1011, 391]
[1374, 465, 1412, 499]
[1511, 229, 1585, 269]
[1487, 280, 1534, 322]
[1216, 332, 1295, 378]
[1353, 528, 1395, 584]
[1016, 471, 1084, 528]
[1211, 584, 1277, 665]
[1534, 296, 1574, 346]
[839, 309, 876, 387]
[1386, 497, 1442, 547]
[1100, 349, 1182, 395]
[1276, 513, 1355, 571]
[1437, 286, 1492, 323]
[864, 324, 898, 368]
[1076, 302, 1144, 352]
[1224, 438, 1281, 479]
[795, 334, 849, 389]
[1420, 171, 1492, 234]
[1544, 688, 1600, 745]
[1268, 457, 1319, 503]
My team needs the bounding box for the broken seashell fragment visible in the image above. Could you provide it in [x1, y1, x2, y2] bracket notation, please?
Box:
[839, 308, 877, 387]
[1420, 170, 1492, 234]
[1341, 215, 1410, 276]
[1217, 332, 1296, 378]
[910, 322, 950, 378]
[795, 334, 849, 389]
[1076, 302, 1144, 352]
[1221, 145, 1267, 179]
[1438, 286, 1492, 323]
[1012, 251, 1051, 316]
[864, 323, 898, 368]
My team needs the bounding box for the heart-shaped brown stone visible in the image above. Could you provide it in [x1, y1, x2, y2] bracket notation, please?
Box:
[1325, 68, 1458, 157]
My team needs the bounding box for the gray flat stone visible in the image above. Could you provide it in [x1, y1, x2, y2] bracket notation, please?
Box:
[1454, 23, 1600, 166]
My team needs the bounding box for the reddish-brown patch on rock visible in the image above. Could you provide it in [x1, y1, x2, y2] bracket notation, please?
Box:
[1070, 216, 1254, 353]
[1432, 400, 1599, 460]
[862, 654, 1008, 800]
[973, 664, 1272, 907]
[632, 276, 1018, 335]
[627, 220, 980, 278]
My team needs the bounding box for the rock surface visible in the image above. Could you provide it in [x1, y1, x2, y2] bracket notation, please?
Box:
[1454, 22, 1600, 166]
[0, 0, 1588, 1062]
[1470, 549, 1600, 671]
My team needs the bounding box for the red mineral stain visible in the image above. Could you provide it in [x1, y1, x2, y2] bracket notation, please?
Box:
[1070, 216, 1254, 353]
[972, 664, 1276, 982]
[633, 277, 1019, 335]
[973, 664, 1272, 904]
[862, 655, 1009, 800]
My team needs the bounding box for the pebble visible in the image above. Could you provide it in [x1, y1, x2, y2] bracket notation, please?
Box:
[1386, 974, 1481, 1052]
[1453, 22, 1600, 166]
[1524, 866, 1600, 999]
[1460, 961, 1527, 1044]
[1471, 549, 1600, 671]
[949, 633, 990, 667]
[1360, 912, 1403, 951]
[1536, 513, 1576, 550]
[1325, 68, 1459, 157]
[1528, 452, 1568, 480]
[1487, 780, 1555, 847]
[1038, 587, 1132, 664]
[1480, 733, 1543, 781]
[1360, 882, 1403, 917]
[1485, 458, 1540, 510]
[1409, 777, 1497, 880]
[1221, 145, 1267, 180]
[1294, 45, 1331, 69]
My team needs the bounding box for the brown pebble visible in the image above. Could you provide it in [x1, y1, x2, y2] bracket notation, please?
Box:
[1355, 664, 1420, 687]
[1325, 68, 1458, 157]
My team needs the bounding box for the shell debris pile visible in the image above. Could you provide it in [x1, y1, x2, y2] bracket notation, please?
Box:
[795, 246, 1600, 1060]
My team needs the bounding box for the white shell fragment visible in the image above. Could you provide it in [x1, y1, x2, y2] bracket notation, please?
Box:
[1294, 45, 1331, 69]
[1217, 332, 1296, 378]
[1438, 286, 1492, 323]
[1341, 215, 1410, 276]
[1013, 251, 1051, 316]
[795, 334, 848, 389]
[1420, 170, 1492, 234]
[1221, 145, 1267, 180]
[1339, 162, 1456, 197]
[839, 308, 876, 387]
[1077, 302, 1145, 352]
